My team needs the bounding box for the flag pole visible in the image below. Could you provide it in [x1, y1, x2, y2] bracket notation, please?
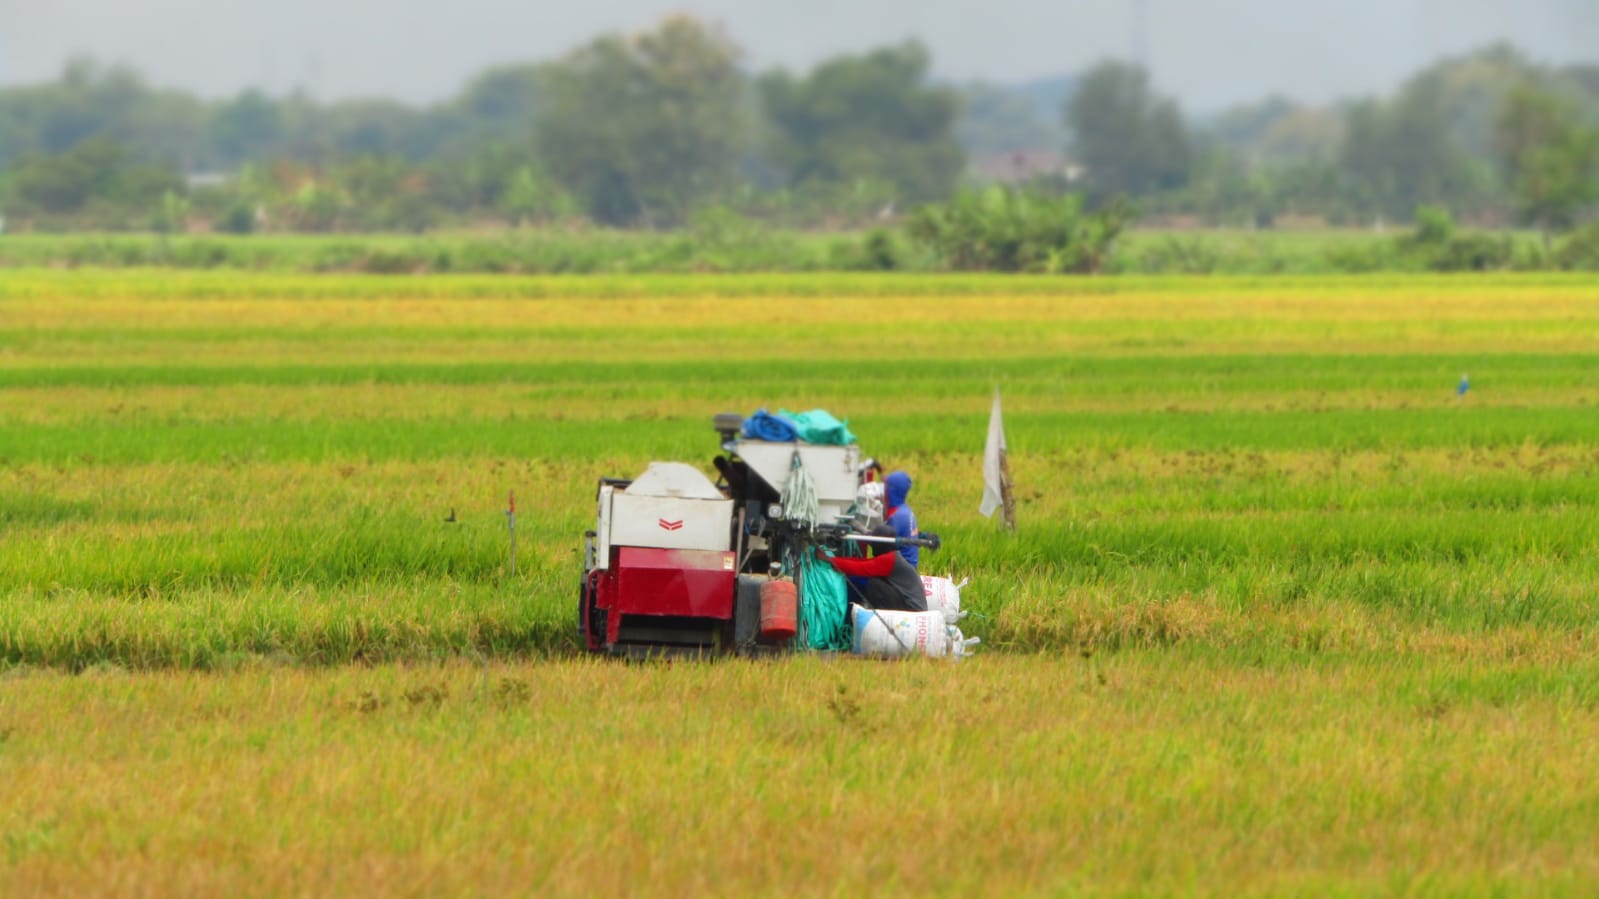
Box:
[999, 437, 1016, 532]
[507, 490, 517, 577]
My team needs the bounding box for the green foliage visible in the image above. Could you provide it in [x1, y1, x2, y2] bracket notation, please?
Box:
[288, 182, 346, 232]
[449, 63, 543, 146]
[1154, 145, 1277, 227]
[0, 228, 1564, 276]
[4, 41, 1596, 234]
[151, 189, 190, 234]
[861, 228, 901, 270]
[1553, 222, 1599, 270]
[421, 142, 541, 217]
[326, 155, 439, 232]
[535, 15, 746, 226]
[954, 80, 1069, 157]
[1320, 237, 1405, 273]
[1203, 96, 1305, 161]
[3, 39, 1597, 235]
[208, 89, 285, 166]
[907, 187, 1129, 273]
[501, 165, 578, 225]
[1411, 204, 1457, 244]
[1496, 82, 1599, 236]
[1132, 234, 1224, 274]
[0, 58, 206, 169]
[1335, 48, 1548, 221]
[2, 135, 183, 225]
[214, 201, 257, 235]
[1396, 44, 1541, 160]
[1065, 61, 1191, 200]
[1396, 205, 1515, 271]
[1341, 95, 1467, 220]
[759, 42, 966, 205]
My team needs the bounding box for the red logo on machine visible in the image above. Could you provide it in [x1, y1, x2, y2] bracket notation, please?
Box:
[658, 519, 684, 531]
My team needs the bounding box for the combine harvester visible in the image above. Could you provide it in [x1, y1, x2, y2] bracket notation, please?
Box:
[580, 412, 976, 659]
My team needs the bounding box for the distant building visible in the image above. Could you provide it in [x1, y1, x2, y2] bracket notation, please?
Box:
[184, 172, 234, 190]
[972, 151, 1083, 185]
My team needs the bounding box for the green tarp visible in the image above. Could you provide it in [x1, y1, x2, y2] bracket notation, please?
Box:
[779, 408, 857, 446]
[800, 548, 852, 651]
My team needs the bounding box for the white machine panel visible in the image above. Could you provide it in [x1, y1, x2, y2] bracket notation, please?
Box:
[596, 484, 615, 568]
[608, 491, 733, 552]
[734, 441, 860, 503]
[734, 440, 861, 524]
[628, 461, 725, 499]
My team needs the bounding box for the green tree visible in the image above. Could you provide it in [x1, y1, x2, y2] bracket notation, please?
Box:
[535, 15, 746, 226]
[4, 135, 182, 221]
[907, 186, 1130, 273]
[323, 155, 442, 231]
[453, 64, 543, 143]
[502, 165, 577, 225]
[1496, 82, 1599, 243]
[0, 59, 206, 170]
[288, 181, 346, 232]
[209, 89, 285, 167]
[1339, 88, 1484, 221]
[151, 189, 191, 233]
[956, 82, 1067, 158]
[1337, 46, 1545, 222]
[317, 99, 443, 160]
[1064, 61, 1190, 200]
[1167, 145, 1276, 227]
[1269, 157, 1352, 223]
[758, 42, 965, 206]
[421, 142, 540, 217]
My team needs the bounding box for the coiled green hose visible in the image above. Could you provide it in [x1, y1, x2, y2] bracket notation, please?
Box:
[799, 548, 851, 651]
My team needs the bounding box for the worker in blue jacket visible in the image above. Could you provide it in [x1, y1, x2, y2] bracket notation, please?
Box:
[884, 470, 921, 568]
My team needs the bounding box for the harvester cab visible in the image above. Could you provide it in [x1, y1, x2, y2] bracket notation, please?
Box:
[579, 412, 944, 657]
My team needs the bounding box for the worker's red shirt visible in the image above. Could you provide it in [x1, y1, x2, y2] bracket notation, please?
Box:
[825, 551, 897, 578]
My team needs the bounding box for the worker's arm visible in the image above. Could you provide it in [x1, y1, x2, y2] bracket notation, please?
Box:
[823, 551, 896, 578]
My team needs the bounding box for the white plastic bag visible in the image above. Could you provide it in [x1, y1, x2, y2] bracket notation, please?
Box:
[920, 575, 969, 625]
[855, 604, 978, 659]
[945, 625, 981, 659]
[851, 604, 946, 657]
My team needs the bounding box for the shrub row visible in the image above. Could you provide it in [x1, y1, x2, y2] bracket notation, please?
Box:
[2, 217, 1596, 275]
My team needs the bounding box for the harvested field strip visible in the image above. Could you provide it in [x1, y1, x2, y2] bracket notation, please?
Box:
[2, 654, 1597, 895]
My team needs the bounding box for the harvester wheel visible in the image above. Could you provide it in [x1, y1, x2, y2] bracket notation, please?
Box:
[577, 581, 586, 636]
[580, 574, 607, 651]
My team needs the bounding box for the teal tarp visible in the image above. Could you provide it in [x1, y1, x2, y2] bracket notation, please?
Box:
[800, 549, 852, 651]
[779, 408, 857, 446]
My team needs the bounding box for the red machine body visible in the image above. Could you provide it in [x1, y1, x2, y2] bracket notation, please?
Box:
[586, 547, 737, 649]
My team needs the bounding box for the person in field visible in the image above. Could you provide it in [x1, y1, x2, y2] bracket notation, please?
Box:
[818, 524, 927, 613]
[884, 470, 921, 568]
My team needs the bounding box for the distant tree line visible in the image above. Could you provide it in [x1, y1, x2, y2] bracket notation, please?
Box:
[1170, 44, 1599, 242]
[1, 19, 1596, 249]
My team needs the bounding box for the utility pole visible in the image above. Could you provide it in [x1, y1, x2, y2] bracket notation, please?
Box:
[1131, 0, 1151, 71]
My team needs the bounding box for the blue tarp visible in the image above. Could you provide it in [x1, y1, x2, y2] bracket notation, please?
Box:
[742, 408, 798, 442]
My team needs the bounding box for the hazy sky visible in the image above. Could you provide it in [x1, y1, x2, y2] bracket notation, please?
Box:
[2, 0, 1594, 111]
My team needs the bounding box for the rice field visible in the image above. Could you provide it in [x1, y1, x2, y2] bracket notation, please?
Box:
[1, 268, 1597, 895]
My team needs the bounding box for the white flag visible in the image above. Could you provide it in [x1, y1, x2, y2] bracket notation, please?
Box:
[980, 388, 1007, 518]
